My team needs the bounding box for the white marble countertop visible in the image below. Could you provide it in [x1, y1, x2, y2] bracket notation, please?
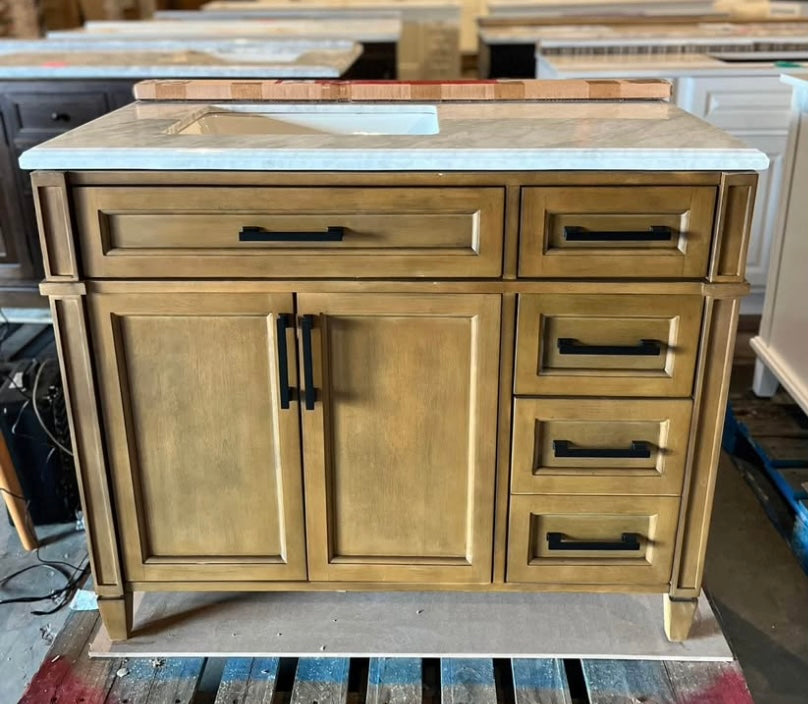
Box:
[782, 69, 808, 88]
[48, 18, 403, 43]
[19, 99, 768, 172]
[538, 52, 808, 77]
[0, 38, 361, 78]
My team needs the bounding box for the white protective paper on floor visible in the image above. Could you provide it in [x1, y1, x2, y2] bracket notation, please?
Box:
[90, 590, 733, 661]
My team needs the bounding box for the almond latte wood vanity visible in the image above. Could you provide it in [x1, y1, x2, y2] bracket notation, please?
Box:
[21, 79, 767, 643]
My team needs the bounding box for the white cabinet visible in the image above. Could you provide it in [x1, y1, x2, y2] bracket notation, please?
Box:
[751, 76, 808, 409]
[676, 75, 793, 313]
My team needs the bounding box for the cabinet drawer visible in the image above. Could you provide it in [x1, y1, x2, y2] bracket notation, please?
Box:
[8, 91, 108, 133]
[518, 186, 716, 278]
[514, 294, 703, 397]
[511, 398, 692, 496]
[74, 186, 505, 278]
[506, 495, 678, 586]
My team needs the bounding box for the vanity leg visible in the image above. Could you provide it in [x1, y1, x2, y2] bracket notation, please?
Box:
[98, 593, 133, 641]
[664, 594, 698, 642]
[752, 359, 779, 398]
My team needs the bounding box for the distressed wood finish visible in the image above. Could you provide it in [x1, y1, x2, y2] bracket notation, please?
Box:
[514, 293, 703, 398]
[34, 169, 755, 641]
[214, 658, 280, 704]
[299, 293, 500, 583]
[88, 291, 308, 584]
[519, 186, 716, 279]
[367, 658, 422, 704]
[511, 398, 692, 496]
[511, 659, 572, 704]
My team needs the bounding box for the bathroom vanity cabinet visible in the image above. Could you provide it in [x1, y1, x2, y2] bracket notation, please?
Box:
[23, 81, 765, 643]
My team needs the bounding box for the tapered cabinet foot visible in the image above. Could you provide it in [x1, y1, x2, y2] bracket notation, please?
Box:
[98, 593, 133, 641]
[664, 595, 698, 642]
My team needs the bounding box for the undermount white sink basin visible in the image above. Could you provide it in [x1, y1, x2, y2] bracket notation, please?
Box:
[173, 104, 440, 136]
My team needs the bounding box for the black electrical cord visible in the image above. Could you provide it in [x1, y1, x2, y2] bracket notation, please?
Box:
[0, 487, 89, 615]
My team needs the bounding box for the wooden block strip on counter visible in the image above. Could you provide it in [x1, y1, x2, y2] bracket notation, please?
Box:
[133, 78, 671, 103]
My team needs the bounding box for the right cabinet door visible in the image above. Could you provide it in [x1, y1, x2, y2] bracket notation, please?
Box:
[298, 293, 500, 583]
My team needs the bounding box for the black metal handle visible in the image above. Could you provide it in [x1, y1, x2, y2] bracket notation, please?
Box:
[300, 314, 316, 411]
[547, 532, 641, 552]
[239, 226, 344, 243]
[557, 338, 661, 356]
[552, 439, 652, 459]
[276, 313, 293, 410]
[563, 225, 672, 242]
[50, 112, 71, 122]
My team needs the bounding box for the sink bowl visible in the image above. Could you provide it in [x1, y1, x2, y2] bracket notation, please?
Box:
[172, 104, 440, 136]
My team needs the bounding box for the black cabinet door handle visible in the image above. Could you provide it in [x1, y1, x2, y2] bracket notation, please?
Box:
[50, 112, 71, 122]
[300, 314, 317, 411]
[552, 439, 652, 459]
[276, 313, 294, 410]
[239, 226, 344, 243]
[547, 532, 641, 551]
[563, 225, 672, 242]
[556, 338, 661, 356]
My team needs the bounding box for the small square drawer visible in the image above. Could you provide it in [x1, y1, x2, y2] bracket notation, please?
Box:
[74, 185, 505, 279]
[8, 91, 108, 134]
[514, 294, 703, 397]
[507, 495, 678, 586]
[518, 186, 716, 278]
[511, 398, 692, 496]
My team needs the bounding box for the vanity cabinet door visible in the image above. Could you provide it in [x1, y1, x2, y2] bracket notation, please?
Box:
[89, 291, 307, 583]
[297, 293, 500, 584]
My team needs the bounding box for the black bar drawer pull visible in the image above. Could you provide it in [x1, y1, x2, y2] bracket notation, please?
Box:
[547, 532, 641, 552]
[300, 314, 317, 411]
[239, 226, 344, 243]
[553, 439, 652, 459]
[557, 338, 661, 356]
[563, 225, 673, 242]
[276, 313, 294, 410]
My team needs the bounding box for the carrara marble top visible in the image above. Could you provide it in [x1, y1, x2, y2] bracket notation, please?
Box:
[19, 99, 768, 172]
[48, 18, 403, 43]
[0, 39, 361, 79]
[537, 53, 808, 78]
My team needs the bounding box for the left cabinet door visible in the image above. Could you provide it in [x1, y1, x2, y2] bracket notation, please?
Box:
[89, 291, 308, 583]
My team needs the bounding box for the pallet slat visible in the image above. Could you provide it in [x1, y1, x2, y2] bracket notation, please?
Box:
[19, 612, 107, 704]
[441, 658, 497, 704]
[103, 656, 162, 704]
[290, 657, 350, 704]
[664, 661, 755, 704]
[367, 657, 422, 704]
[215, 657, 280, 704]
[147, 657, 206, 704]
[582, 660, 677, 704]
[511, 659, 572, 704]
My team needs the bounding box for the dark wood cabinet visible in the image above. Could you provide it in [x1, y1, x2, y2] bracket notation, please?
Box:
[0, 79, 136, 303]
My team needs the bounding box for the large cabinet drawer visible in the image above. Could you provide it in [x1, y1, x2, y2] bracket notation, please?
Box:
[514, 294, 703, 397]
[518, 186, 716, 278]
[506, 495, 678, 586]
[74, 185, 505, 278]
[511, 398, 692, 496]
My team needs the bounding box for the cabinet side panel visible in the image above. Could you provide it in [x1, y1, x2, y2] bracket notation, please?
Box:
[671, 296, 740, 595]
[50, 294, 123, 595]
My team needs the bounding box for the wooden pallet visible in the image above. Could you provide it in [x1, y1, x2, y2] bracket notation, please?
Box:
[723, 391, 808, 574]
[19, 611, 754, 704]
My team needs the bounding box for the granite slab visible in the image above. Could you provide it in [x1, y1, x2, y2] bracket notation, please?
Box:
[0, 42, 362, 79]
[48, 18, 403, 43]
[537, 52, 808, 78]
[19, 99, 768, 172]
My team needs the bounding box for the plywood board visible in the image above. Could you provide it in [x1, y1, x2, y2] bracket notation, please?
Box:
[132, 78, 671, 102]
[90, 591, 732, 661]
